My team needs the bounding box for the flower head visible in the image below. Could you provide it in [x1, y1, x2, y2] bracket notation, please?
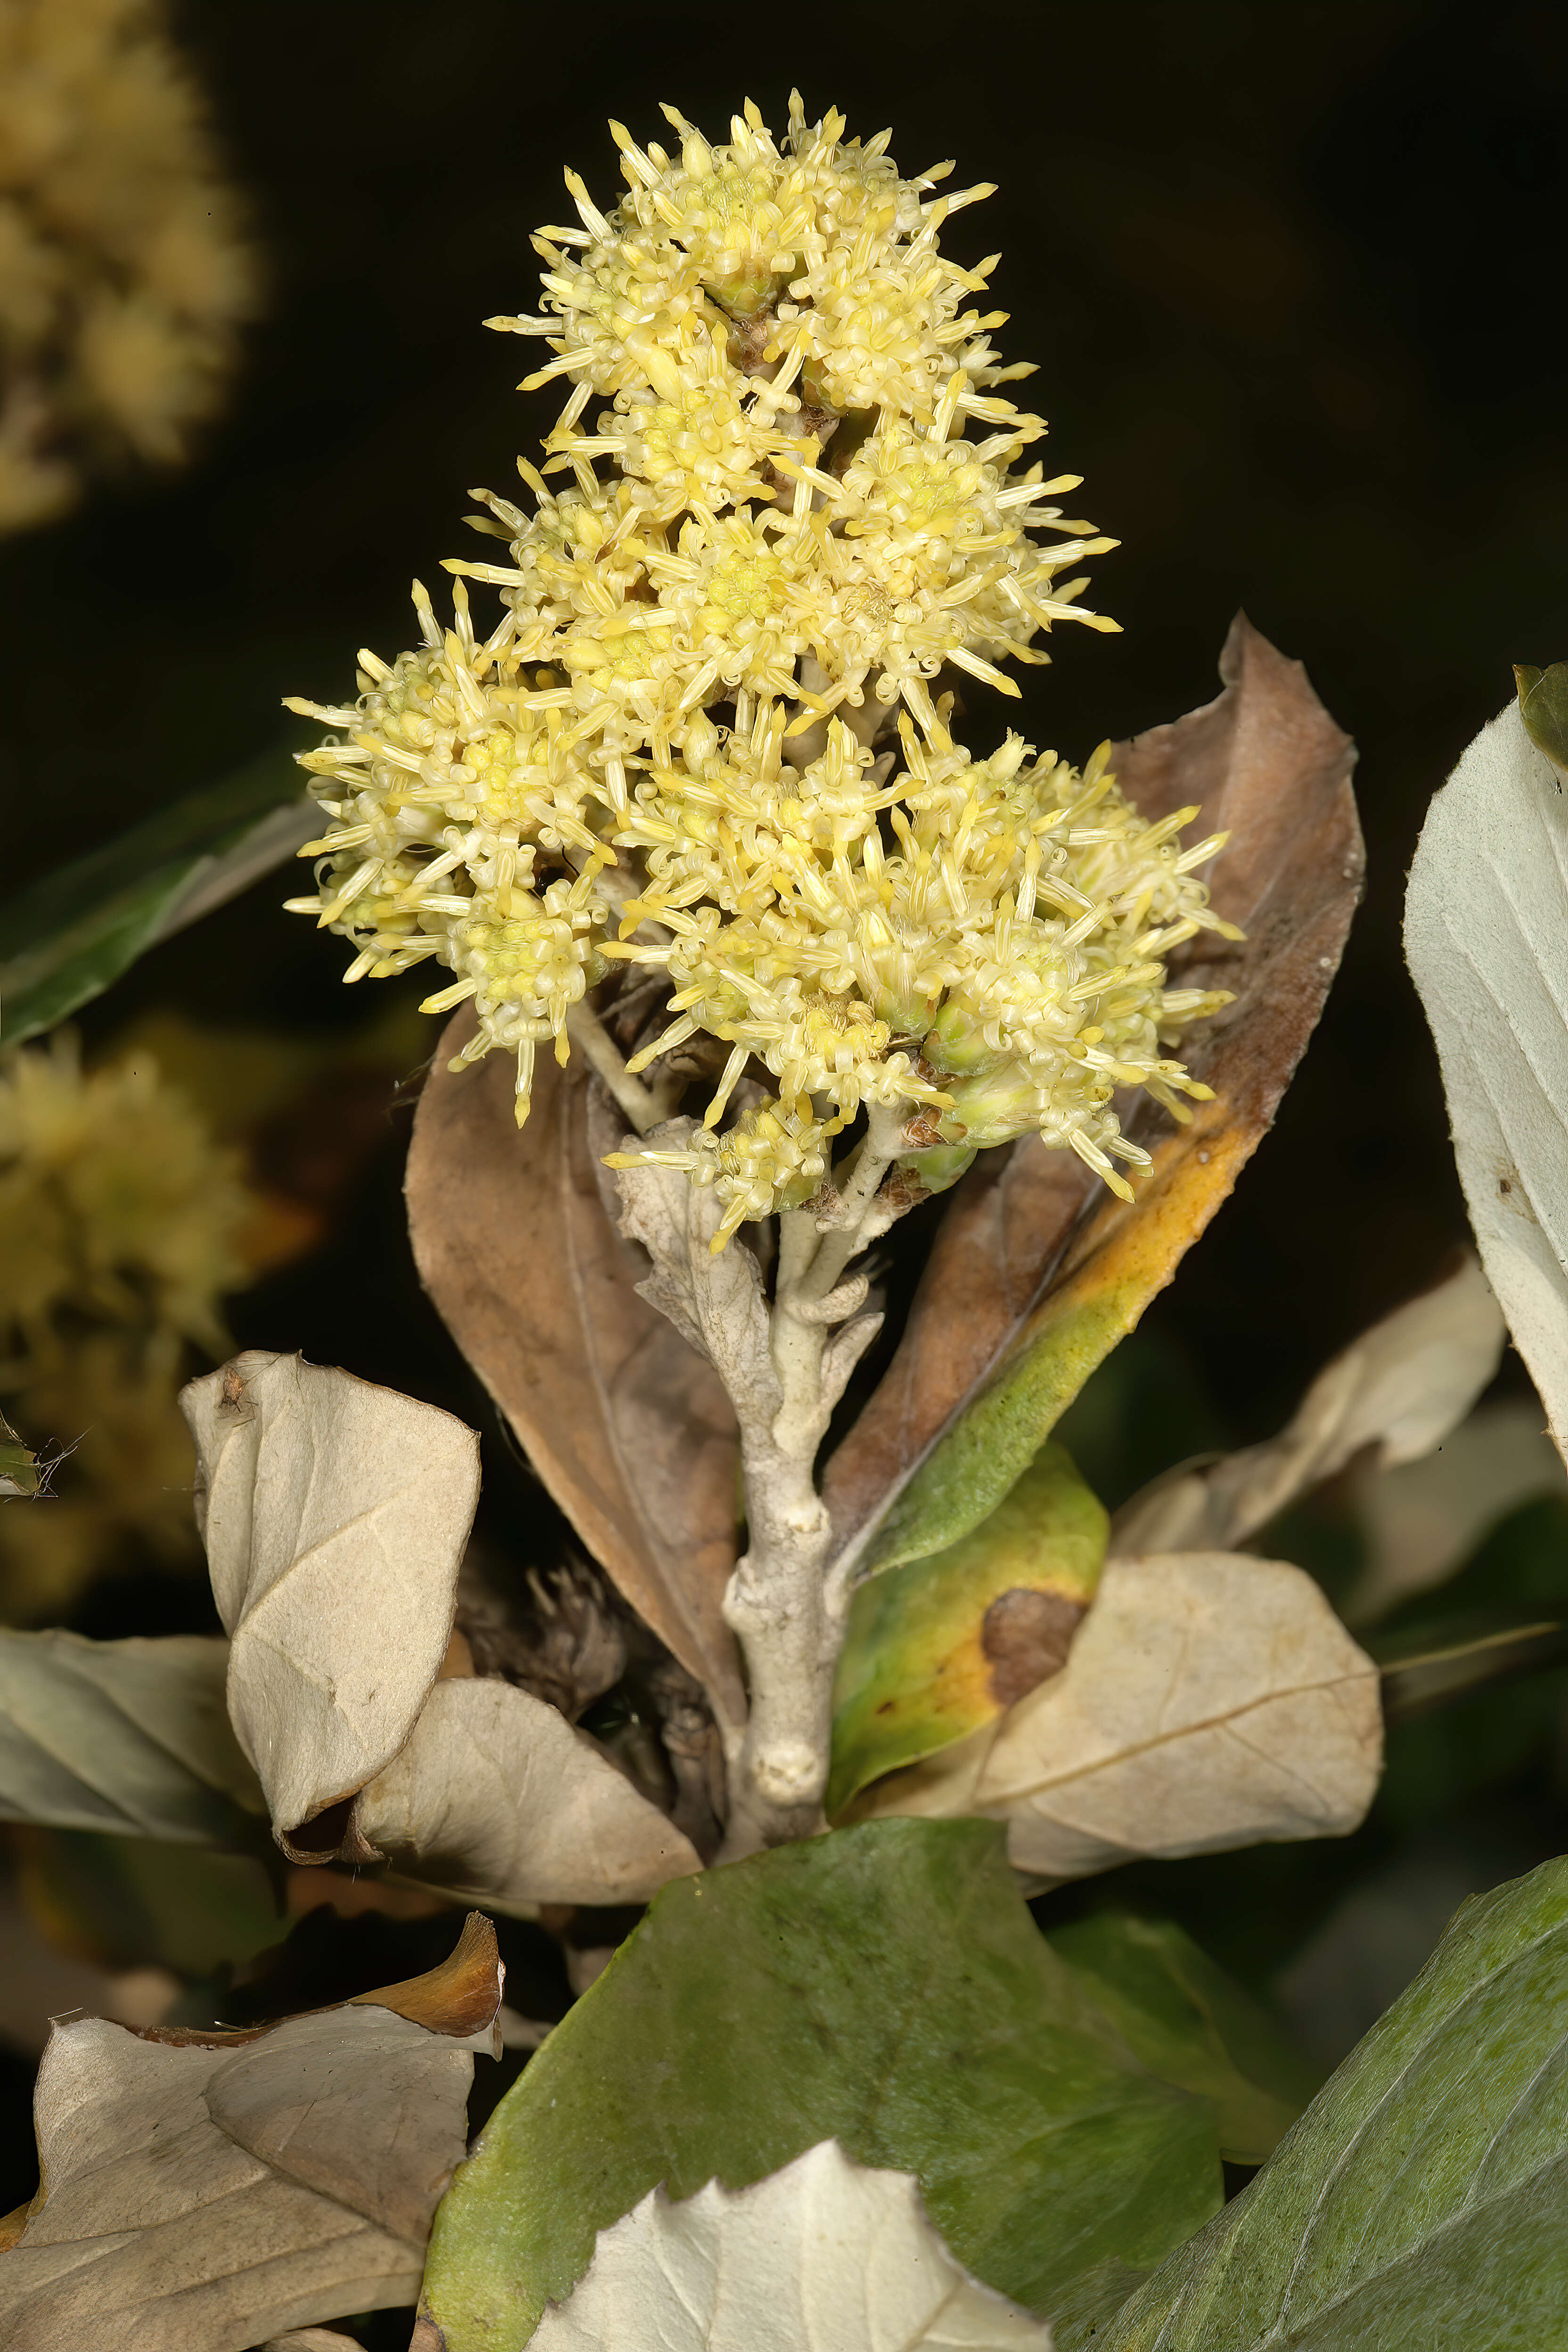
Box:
[288, 97, 1235, 1231]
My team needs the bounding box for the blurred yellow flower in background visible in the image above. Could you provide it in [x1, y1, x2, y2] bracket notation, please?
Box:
[0, 1035, 251, 1618]
[0, 0, 260, 533]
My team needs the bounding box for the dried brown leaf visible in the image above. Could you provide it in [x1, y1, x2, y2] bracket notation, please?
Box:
[406, 1012, 745, 1734]
[0, 1917, 501, 2352]
[859, 1554, 1381, 1886]
[823, 615, 1362, 1577]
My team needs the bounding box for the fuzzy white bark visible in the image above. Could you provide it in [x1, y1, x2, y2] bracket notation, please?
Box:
[612, 1097, 903, 1859]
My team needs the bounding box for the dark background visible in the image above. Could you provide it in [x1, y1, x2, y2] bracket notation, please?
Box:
[3, 3, 1568, 2306]
[7, 0, 1567, 1435]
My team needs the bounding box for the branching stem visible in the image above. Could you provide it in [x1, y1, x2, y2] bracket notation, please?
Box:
[717, 1098, 906, 1859]
[567, 999, 675, 1134]
[597, 990, 909, 1859]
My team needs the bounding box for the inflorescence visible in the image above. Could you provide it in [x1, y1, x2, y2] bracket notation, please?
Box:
[286, 97, 1237, 1245]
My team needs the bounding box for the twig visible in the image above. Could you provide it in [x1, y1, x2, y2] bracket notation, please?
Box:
[566, 1000, 675, 1135]
[612, 1095, 906, 1860]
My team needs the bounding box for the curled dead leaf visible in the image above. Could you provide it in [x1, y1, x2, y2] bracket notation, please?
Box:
[180, 1351, 480, 1863]
[406, 1013, 745, 1734]
[858, 1553, 1381, 1886]
[354, 1675, 702, 1910]
[825, 616, 1362, 1583]
[1109, 1252, 1506, 1558]
[0, 1916, 501, 2352]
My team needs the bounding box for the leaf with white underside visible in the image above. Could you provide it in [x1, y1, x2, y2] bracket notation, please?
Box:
[530, 2141, 1051, 2352]
[0, 1914, 501, 2352]
[858, 1555, 1380, 1885]
[0, 1630, 263, 1842]
[1098, 1856, 1568, 2349]
[419, 1821, 1217, 2349]
[1108, 1255, 1505, 1557]
[355, 1676, 700, 1908]
[180, 1352, 481, 1862]
[1406, 699, 1568, 1461]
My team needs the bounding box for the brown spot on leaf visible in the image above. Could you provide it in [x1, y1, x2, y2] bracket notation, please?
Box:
[981, 1588, 1086, 1708]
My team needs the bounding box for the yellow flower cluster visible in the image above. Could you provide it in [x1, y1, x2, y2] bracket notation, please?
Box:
[288, 98, 1234, 1243]
[0, 1035, 250, 1616]
[0, 0, 259, 534]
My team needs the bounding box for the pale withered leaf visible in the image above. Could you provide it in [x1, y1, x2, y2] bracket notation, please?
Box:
[0, 1915, 501, 2352]
[0, 1628, 262, 1843]
[180, 1351, 480, 1862]
[355, 1674, 700, 1909]
[858, 1553, 1380, 1884]
[1109, 1254, 1505, 1558]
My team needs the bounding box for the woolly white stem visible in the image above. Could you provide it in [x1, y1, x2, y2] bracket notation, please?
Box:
[717, 1099, 906, 1859]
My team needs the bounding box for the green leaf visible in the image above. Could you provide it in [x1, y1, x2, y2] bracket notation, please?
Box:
[1043, 1913, 1322, 2166]
[1100, 1855, 1568, 2349]
[21, 1829, 280, 1974]
[0, 1630, 265, 1843]
[828, 1441, 1107, 1816]
[1516, 660, 1568, 776]
[0, 1406, 39, 1499]
[419, 1820, 1222, 2349]
[0, 746, 311, 1044]
[1372, 1495, 1568, 1828]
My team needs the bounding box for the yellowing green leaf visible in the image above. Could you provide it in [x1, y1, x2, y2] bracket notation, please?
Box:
[828, 1442, 1106, 1817]
[859, 1554, 1381, 1886]
[0, 1406, 39, 1500]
